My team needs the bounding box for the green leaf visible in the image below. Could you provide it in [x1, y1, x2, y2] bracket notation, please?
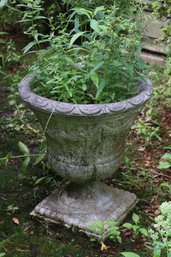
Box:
[90, 71, 99, 88]
[132, 213, 139, 224]
[69, 31, 86, 47]
[74, 16, 80, 32]
[122, 223, 132, 229]
[82, 84, 87, 91]
[34, 16, 47, 20]
[0, 0, 7, 8]
[158, 161, 171, 170]
[106, 220, 118, 227]
[121, 252, 140, 257]
[89, 220, 104, 232]
[139, 228, 148, 236]
[23, 41, 37, 54]
[35, 177, 46, 185]
[92, 61, 104, 72]
[34, 153, 46, 165]
[88, 224, 98, 232]
[94, 220, 104, 229]
[160, 182, 169, 188]
[73, 8, 91, 19]
[21, 157, 30, 173]
[95, 79, 106, 99]
[90, 19, 100, 33]
[18, 141, 30, 154]
[161, 153, 171, 162]
[0, 253, 6, 257]
[0, 31, 7, 35]
[117, 236, 122, 243]
[94, 6, 105, 16]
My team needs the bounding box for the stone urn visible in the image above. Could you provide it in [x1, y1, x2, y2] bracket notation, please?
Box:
[19, 75, 152, 233]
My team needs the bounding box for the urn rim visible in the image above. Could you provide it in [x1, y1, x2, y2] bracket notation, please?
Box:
[19, 74, 153, 116]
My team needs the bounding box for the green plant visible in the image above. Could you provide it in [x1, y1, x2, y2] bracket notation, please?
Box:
[148, 201, 171, 257]
[132, 119, 162, 145]
[88, 220, 121, 250]
[6, 204, 19, 214]
[63, 0, 134, 9]
[0, 35, 21, 70]
[0, 141, 46, 175]
[123, 213, 148, 238]
[159, 182, 171, 199]
[0, 0, 22, 32]
[29, 4, 144, 104]
[5, 39, 21, 64]
[158, 153, 171, 170]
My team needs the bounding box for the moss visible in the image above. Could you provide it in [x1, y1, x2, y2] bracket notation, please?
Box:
[0, 233, 86, 257]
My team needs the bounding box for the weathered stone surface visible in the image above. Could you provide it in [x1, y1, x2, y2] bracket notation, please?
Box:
[141, 51, 166, 66]
[19, 75, 152, 234]
[142, 38, 166, 55]
[142, 11, 168, 40]
[139, 5, 169, 64]
[19, 75, 152, 182]
[31, 182, 138, 234]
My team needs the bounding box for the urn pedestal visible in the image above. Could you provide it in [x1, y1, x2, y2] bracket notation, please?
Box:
[19, 75, 152, 234]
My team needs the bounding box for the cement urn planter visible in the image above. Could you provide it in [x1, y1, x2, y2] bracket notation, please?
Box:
[19, 75, 152, 233]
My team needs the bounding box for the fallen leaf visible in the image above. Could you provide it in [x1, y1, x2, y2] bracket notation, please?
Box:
[12, 217, 20, 225]
[154, 210, 160, 216]
[101, 242, 107, 251]
[137, 147, 145, 152]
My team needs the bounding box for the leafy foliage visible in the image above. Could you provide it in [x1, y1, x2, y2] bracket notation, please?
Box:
[123, 213, 148, 237]
[149, 201, 171, 257]
[88, 219, 121, 251]
[158, 153, 171, 170]
[31, 5, 144, 104]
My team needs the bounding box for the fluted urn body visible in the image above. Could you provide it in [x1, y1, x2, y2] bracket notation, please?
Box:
[19, 75, 152, 233]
